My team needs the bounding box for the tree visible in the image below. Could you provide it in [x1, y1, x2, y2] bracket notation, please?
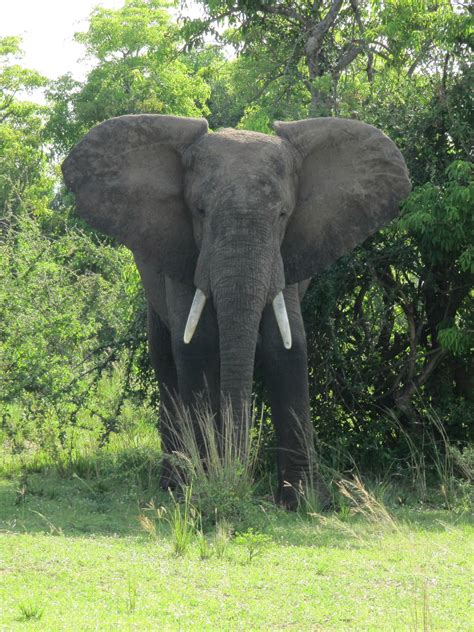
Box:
[0, 36, 154, 450]
[186, 1, 470, 130]
[0, 37, 52, 231]
[298, 3, 473, 451]
[46, 0, 211, 154]
[185, 0, 379, 117]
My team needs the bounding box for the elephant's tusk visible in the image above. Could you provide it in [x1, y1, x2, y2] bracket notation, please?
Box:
[183, 289, 207, 344]
[272, 292, 292, 350]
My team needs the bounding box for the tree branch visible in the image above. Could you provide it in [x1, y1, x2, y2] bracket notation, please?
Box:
[395, 347, 449, 408]
[407, 39, 434, 77]
[332, 43, 364, 77]
[260, 4, 306, 25]
[349, 0, 374, 81]
[305, 0, 344, 60]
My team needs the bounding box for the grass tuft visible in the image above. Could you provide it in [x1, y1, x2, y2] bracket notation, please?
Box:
[162, 398, 263, 524]
[235, 528, 271, 563]
[337, 475, 400, 531]
[410, 579, 433, 632]
[140, 487, 197, 557]
[126, 579, 138, 613]
[213, 519, 232, 559]
[386, 404, 474, 508]
[17, 601, 45, 621]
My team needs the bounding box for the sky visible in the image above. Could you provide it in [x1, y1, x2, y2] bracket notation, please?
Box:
[2, 0, 130, 80]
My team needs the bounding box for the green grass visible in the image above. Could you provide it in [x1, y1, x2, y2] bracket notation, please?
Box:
[0, 450, 472, 631]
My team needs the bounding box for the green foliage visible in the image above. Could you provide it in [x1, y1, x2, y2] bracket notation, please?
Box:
[0, 216, 153, 450]
[399, 160, 473, 361]
[437, 326, 472, 358]
[0, 34, 157, 453]
[0, 37, 52, 228]
[0, 36, 46, 99]
[46, 0, 211, 152]
[400, 161, 473, 264]
[291, 2, 473, 457]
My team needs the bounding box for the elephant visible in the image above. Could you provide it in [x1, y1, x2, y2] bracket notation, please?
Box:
[62, 114, 411, 507]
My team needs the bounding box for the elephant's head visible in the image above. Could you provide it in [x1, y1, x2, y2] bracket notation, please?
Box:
[62, 114, 411, 419]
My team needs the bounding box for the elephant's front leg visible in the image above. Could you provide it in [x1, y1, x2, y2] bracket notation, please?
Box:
[260, 284, 313, 509]
[166, 278, 220, 454]
[147, 303, 180, 489]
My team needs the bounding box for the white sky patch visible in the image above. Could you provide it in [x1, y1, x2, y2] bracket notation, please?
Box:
[2, 0, 207, 103]
[2, 0, 130, 80]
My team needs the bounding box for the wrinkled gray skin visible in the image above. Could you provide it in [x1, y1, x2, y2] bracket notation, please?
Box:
[62, 115, 411, 507]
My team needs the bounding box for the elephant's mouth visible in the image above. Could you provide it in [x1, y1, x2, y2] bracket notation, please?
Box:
[183, 287, 292, 349]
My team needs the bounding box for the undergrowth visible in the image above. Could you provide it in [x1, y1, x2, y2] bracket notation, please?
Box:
[1, 400, 472, 542]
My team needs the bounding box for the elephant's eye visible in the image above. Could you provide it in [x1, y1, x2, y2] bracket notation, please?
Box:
[196, 207, 205, 217]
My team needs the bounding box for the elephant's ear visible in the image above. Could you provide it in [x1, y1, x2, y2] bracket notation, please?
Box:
[274, 118, 411, 284]
[62, 114, 208, 282]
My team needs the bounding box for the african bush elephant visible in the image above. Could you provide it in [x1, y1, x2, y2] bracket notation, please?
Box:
[62, 114, 411, 506]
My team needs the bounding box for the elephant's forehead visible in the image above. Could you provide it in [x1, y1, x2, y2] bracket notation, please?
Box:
[190, 129, 290, 175]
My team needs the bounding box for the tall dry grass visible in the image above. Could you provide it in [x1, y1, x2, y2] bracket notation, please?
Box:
[160, 397, 264, 521]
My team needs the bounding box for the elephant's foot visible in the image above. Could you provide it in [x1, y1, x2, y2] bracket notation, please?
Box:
[277, 476, 332, 512]
[277, 483, 300, 511]
[159, 457, 184, 491]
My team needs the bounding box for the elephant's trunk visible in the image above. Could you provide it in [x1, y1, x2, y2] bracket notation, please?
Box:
[210, 240, 271, 435]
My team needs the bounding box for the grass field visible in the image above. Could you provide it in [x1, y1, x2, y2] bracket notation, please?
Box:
[0, 440, 472, 630]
